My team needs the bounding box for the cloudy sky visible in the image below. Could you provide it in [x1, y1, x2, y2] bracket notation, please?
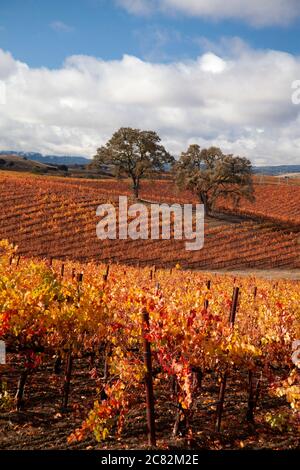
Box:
[1, 0, 300, 165]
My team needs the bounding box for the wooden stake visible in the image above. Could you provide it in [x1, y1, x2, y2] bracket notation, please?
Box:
[215, 372, 227, 432]
[142, 310, 156, 447]
[15, 369, 29, 411]
[253, 286, 257, 299]
[229, 287, 240, 326]
[215, 286, 240, 431]
[204, 280, 211, 309]
[61, 351, 73, 411]
[103, 264, 110, 282]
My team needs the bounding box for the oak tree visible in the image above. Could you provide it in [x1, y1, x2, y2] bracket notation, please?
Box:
[174, 145, 255, 216]
[93, 128, 174, 198]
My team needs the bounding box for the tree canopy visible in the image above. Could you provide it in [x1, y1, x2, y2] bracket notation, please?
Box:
[174, 145, 255, 216]
[93, 127, 174, 198]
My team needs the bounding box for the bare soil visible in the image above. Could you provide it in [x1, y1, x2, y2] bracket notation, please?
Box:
[0, 354, 299, 451]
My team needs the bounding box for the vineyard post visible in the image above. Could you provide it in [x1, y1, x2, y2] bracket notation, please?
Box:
[15, 369, 29, 411]
[204, 280, 211, 310]
[61, 273, 83, 410]
[102, 264, 111, 379]
[229, 287, 240, 326]
[246, 370, 262, 423]
[215, 373, 227, 433]
[215, 286, 240, 432]
[61, 263, 65, 278]
[142, 310, 156, 447]
[77, 273, 83, 295]
[72, 268, 76, 280]
[61, 351, 73, 411]
[16, 255, 21, 267]
[150, 266, 156, 281]
[103, 264, 110, 282]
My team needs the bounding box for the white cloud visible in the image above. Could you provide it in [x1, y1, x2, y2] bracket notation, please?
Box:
[199, 53, 227, 74]
[50, 21, 74, 33]
[116, 0, 300, 27]
[0, 49, 19, 79]
[0, 46, 300, 165]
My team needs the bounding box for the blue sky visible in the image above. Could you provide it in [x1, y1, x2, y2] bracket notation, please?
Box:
[1, 0, 300, 68]
[0, 0, 300, 165]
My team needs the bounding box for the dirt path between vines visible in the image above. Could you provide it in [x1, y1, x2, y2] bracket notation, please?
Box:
[196, 269, 300, 280]
[0, 355, 299, 450]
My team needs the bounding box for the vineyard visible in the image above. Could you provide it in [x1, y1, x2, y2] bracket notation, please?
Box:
[0, 241, 299, 450]
[2, 0, 300, 458]
[0, 172, 299, 270]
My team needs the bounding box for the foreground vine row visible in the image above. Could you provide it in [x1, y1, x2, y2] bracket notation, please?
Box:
[0, 240, 299, 447]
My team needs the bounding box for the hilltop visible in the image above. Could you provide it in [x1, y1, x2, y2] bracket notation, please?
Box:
[0, 151, 90, 166]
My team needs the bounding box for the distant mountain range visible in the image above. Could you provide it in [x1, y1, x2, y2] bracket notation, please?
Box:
[0, 151, 90, 166]
[253, 165, 300, 175]
[0, 151, 299, 175]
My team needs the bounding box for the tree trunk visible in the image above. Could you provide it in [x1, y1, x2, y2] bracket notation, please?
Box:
[199, 192, 210, 216]
[132, 176, 140, 199]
